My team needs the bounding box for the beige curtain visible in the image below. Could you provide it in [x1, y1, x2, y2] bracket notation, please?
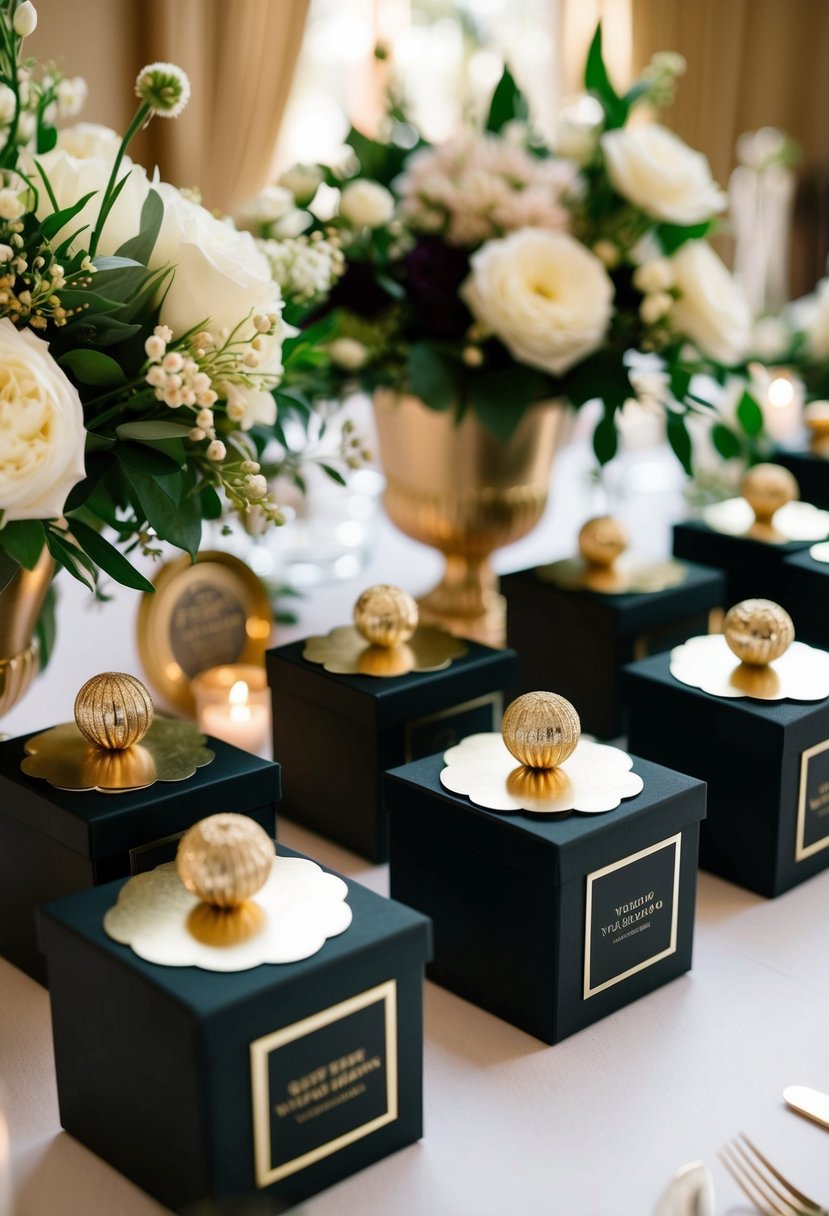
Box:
[630, 0, 829, 293]
[144, 0, 311, 213]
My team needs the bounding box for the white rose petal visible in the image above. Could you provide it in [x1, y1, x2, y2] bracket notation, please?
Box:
[31, 146, 150, 255]
[460, 228, 614, 376]
[339, 179, 394, 229]
[56, 123, 121, 160]
[227, 385, 277, 431]
[602, 123, 726, 225]
[278, 163, 323, 206]
[0, 319, 85, 520]
[13, 1, 37, 37]
[669, 240, 751, 365]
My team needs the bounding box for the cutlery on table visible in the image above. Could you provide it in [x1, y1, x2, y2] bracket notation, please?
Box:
[783, 1086, 829, 1132]
[720, 1134, 828, 1216]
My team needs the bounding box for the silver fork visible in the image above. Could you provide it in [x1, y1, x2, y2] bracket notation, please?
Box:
[720, 1135, 828, 1216]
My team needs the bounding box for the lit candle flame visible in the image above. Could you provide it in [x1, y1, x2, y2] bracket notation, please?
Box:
[229, 680, 251, 723]
[768, 377, 794, 409]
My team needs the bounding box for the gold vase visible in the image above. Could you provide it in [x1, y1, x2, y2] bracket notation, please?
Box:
[373, 390, 568, 646]
[0, 549, 54, 719]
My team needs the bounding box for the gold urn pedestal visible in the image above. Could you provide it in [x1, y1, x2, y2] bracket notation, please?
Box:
[374, 391, 567, 647]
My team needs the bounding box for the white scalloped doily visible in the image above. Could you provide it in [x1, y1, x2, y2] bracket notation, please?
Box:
[702, 497, 829, 541]
[670, 633, 829, 701]
[103, 856, 352, 971]
[440, 734, 643, 815]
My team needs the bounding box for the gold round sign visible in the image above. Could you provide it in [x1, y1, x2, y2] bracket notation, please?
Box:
[136, 551, 272, 714]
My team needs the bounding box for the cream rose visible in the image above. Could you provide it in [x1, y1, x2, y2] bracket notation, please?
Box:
[32, 145, 150, 255]
[339, 179, 394, 229]
[56, 122, 121, 160]
[0, 320, 85, 520]
[460, 228, 614, 376]
[669, 241, 750, 365]
[601, 123, 726, 225]
[151, 184, 285, 386]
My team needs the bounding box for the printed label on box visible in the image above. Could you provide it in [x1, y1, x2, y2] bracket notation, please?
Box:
[250, 980, 397, 1187]
[404, 693, 501, 763]
[583, 834, 681, 999]
[796, 739, 829, 862]
[129, 829, 186, 875]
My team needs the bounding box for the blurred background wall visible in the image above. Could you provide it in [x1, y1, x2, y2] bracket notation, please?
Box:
[28, 0, 829, 296]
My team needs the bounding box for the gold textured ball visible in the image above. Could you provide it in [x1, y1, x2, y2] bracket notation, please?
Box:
[354, 584, 418, 647]
[740, 463, 798, 524]
[74, 672, 154, 750]
[578, 516, 629, 568]
[177, 813, 274, 908]
[502, 692, 581, 770]
[723, 599, 795, 666]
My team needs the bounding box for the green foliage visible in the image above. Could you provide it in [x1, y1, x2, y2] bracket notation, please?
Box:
[408, 342, 461, 412]
[34, 582, 57, 670]
[666, 411, 693, 475]
[485, 66, 529, 133]
[114, 190, 164, 265]
[736, 390, 764, 436]
[0, 520, 46, 568]
[125, 468, 202, 558]
[592, 401, 619, 466]
[65, 517, 154, 592]
[584, 26, 627, 128]
[711, 422, 743, 460]
[470, 366, 546, 442]
[59, 349, 127, 387]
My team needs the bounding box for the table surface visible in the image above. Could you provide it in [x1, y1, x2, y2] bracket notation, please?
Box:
[2, 438, 828, 1216]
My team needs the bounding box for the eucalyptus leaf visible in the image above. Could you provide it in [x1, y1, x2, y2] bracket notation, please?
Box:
[59, 348, 127, 387]
[66, 517, 154, 592]
[116, 420, 192, 441]
[114, 189, 164, 266]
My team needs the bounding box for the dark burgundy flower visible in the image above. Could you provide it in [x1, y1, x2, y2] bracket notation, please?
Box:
[403, 236, 472, 338]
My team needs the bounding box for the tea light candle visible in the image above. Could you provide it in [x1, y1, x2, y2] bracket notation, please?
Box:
[192, 664, 271, 755]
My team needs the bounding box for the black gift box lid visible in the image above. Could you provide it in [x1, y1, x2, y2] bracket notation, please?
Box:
[0, 731, 281, 862]
[623, 651, 829, 758]
[386, 752, 705, 885]
[673, 518, 810, 561]
[514, 559, 725, 636]
[784, 548, 829, 579]
[37, 846, 432, 1013]
[267, 639, 517, 729]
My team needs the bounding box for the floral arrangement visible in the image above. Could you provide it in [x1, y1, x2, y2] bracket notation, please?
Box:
[0, 0, 343, 598]
[262, 28, 756, 469]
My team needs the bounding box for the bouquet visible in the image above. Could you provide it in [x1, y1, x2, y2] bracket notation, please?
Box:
[0, 0, 343, 600]
[260, 27, 759, 471]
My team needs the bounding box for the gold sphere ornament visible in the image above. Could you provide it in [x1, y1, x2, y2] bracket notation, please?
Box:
[723, 599, 795, 666]
[578, 516, 629, 568]
[74, 672, 154, 750]
[740, 463, 798, 525]
[177, 813, 274, 908]
[354, 584, 418, 648]
[502, 692, 581, 770]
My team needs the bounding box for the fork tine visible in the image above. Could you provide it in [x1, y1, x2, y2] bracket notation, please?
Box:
[720, 1143, 798, 1216]
[739, 1134, 823, 1214]
[730, 1140, 807, 1215]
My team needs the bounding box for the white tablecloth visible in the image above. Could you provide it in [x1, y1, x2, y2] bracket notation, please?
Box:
[2, 442, 827, 1216]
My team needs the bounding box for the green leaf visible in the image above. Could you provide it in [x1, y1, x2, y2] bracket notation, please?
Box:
[585, 25, 627, 128]
[736, 390, 764, 437]
[37, 125, 57, 155]
[592, 402, 619, 465]
[668, 366, 691, 403]
[408, 342, 460, 412]
[0, 520, 46, 568]
[117, 442, 182, 476]
[666, 411, 694, 475]
[485, 65, 529, 133]
[39, 188, 97, 242]
[470, 366, 547, 443]
[711, 422, 742, 460]
[0, 549, 19, 592]
[114, 188, 164, 266]
[657, 221, 714, 255]
[66, 516, 154, 592]
[59, 348, 127, 387]
[34, 582, 57, 669]
[88, 260, 157, 305]
[116, 421, 192, 441]
[126, 468, 202, 557]
[45, 530, 95, 592]
[319, 463, 346, 487]
[199, 483, 223, 520]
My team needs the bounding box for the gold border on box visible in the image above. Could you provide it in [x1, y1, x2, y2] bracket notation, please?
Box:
[303, 624, 467, 677]
[796, 738, 829, 863]
[137, 551, 272, 714]
[250, 979, 398, 1187]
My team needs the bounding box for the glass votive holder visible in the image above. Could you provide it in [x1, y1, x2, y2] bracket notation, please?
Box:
[191, 664, 271, 756]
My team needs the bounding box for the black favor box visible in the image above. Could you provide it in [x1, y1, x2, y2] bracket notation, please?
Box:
[672, 519, 811, 610]
[385, 753, 705, 1044]
[781, 549, 829, 649]
[502, 561, 725, 739]
[268, 638, 516, 862]
[38, 847, 432, 1215]
[625, 652, 829, 897]
[776, 448, 829, 510]
[0, 731, 280, 984]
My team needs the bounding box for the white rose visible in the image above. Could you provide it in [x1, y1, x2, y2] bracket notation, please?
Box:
[31, 146, 150, 255]
[339, 179, 394, 228]
[800, 278, 829, 360]
[601, 123, 726, 225]
[669, 241, 750, 365]
[460, 228, 614, 376]
[278, 162, 323, 206]
[151, 185, 284, 368]
[750, 315, 790, 360]
[56, 122, 120, 160]
[0, 319, 85, 520]
[555, 94, 604, 167]
[235, 185, 294, 232]
[226, 384, 277, 431]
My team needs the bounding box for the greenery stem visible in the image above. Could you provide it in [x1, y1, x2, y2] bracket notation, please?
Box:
[88, 101, 150, 258]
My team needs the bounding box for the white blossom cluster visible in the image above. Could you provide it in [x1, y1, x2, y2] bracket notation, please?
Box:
[0, 68, 86, 154]
[257, 231, 345, 305]
[396, 131, 581, 246]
